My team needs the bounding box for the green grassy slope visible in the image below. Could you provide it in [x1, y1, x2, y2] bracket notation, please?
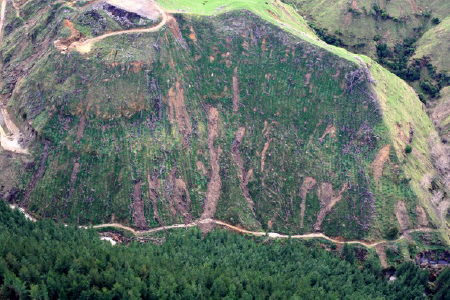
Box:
[284, 0, 450, 52]
[0, 0, 445, 245]
[414, 16, 450, 73]
[282, 0, 450, 101]
[362, 56, 440, 228]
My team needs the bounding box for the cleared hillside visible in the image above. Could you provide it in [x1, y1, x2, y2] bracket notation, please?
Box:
[0, 0, 447, 249]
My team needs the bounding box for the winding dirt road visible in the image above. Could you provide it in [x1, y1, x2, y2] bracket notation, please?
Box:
[94, 218, 437, 248]
[7, 201, 441, 250]
[69, 1, 167, 53]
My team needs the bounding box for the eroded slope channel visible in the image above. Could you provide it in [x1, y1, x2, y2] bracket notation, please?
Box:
[0, 3, 438, 242]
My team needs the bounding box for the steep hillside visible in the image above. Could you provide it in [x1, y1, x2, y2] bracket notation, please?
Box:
[283, 0, 450, 52]
[413, 15, 450, 74]
[0, 0, 448, 250]
[283, 0, 450, 100]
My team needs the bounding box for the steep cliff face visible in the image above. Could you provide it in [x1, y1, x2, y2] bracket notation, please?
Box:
[0, 0, 446, 243]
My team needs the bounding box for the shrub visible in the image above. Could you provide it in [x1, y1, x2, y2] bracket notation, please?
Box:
[418, 94, 426, 104]
[59, 27, 72, 39]
[386, 226, 399, 240]
[432, 17, 440, 25]
[405, 145, 412, 154]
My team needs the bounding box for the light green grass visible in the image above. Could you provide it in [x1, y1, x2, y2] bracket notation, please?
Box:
[361, 56, 441, 227]
[413, 16, 450, 73]
[157, 0, 360, 64]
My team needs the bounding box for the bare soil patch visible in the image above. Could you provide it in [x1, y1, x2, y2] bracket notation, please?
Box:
[196, 161, 207, 176]
[167, 81, 192, 145]
[408, 0, 419, 14]
[319, 124, 336, 143]
[232, 127, 255, 213]
[383, 29, 390, 40]
[304, 73, 311, 86]
[148, 174, 162, 225]
[165, 168, 177, 217]
[65, 160, 80, 204]
[372, 144, 390, 182]
[75, 115, 86, 143]
[54, 20, 86, 53]
[132, 179, 148, 229]
[166, 14, 186, 46]
[260, 138, 272, 173]
[416, 205, 429, 227]
[201, 107, 222, 221]
[344, 12, 353, 27]
[375, 243, 389, 268]
[261, 38, 267, 52]
[396, 123, 410, 143]
[189, 25, 197, 42]
[267, 9, 280, 21]
[299, 177, 316, 228]
[232, 66, 240, 114]
[171, 171, 192, 223]
[313, 182, 347, 231]
[396, 201, 411, 232]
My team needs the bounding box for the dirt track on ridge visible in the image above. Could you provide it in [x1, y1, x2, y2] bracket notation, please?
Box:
[67, 1, 167, 53]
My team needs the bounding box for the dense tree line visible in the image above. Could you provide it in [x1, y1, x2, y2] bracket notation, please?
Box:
[0, 202, 447, 299]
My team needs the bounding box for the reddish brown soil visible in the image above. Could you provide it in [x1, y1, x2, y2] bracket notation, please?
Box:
[231, 127, 255, 213]
[54, 20, 86, 52]
[196, 161, 207, 176]
[304, 73, 311, 86]
[171, 170, 192, 223]
[396, 201, 411, 232]
[132, 179, 148, 229]
[65, 160, 80, 204]
[189, 25, 197, 42]
[416, 205, 429, 227]
[375, 243, 389, 268]
[261, 138, 272, 173]
[313, 182, 348, 231]
[147, 174, 162, 225]
[319, 124, 336, 142]
[167, 81, 192, 145]
[299, 177, 316, 228]
[372, 144, 390, 182]
[201, 107, 222, 220]
[75, 115, 86, 143]
[232, 66, 240, 114]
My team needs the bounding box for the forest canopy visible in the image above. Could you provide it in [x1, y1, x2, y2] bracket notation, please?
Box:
[0, 202, 445, 299]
